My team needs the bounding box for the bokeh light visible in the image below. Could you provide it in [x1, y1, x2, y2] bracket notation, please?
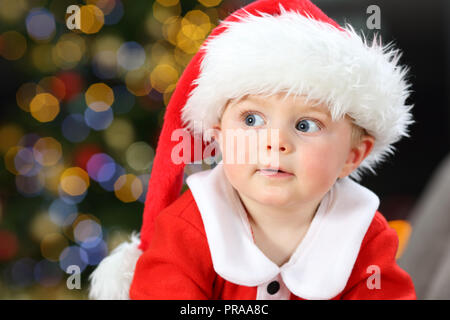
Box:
[60, 167, 90, 197]
[34, 259, 63, 287]
[40, 233, 69, 262]
[37, 76, 67, 101]
[150, 63, 179, 93]
[98, 163, 125, 192]
[0, 0, 228, 300]
[62, 113, 91, 143]
[26, 8, 56, 42]
[103, 118, 135, 151]
[126, 141, 154, 172]
[0, 0, 28, 23]
[84, 106, 114, 130]
[125, 68, 152, 96]
[48, 199, 78, 227]
[198, 0, 223, 7]
[29, 93, 60, 123]
[0, 31, 27, 60]
[80, 4, 105, 34]
[73, 218, 103, 249]
[29, 212, 60, 242]
[52, 33, 86, 69]
[0, 230, 19, 261]
[86, 153, 116, 182]
[152, 0, 181, 24]
[15, 171, 46, 197]
[10, 258, 35, 288]
[0, 124, 23, 154]
[16, 82, 43, 112]
[33, 137, 63, 167]
[59, 246, 88, 273]
[114, 174, 143, 203]
[117, 41, 146, 71]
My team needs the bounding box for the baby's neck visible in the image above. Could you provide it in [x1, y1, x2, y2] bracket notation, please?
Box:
[238, 192, 320, 234]
[237, 192, 321, 267]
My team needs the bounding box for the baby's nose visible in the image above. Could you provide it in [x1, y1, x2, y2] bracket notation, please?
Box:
[267, 144, 287, 152]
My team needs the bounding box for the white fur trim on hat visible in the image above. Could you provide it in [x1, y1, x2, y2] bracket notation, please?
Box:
[88, 233, 142, 300]
[181, 5, 414, 180]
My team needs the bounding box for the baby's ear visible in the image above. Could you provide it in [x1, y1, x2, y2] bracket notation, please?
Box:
[339, 135, 375, 179]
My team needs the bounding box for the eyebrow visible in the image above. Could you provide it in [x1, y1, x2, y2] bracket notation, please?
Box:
[239, 95, 331, 120]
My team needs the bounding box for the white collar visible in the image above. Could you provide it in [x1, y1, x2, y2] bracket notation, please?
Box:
[186, 163, 379, 300]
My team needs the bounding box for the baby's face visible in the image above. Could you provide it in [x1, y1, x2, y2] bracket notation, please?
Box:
[212, 92, 369, 209]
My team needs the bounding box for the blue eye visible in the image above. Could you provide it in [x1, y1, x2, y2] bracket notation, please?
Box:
[296, 119, 320, 133]
[244, 113, 264, 127]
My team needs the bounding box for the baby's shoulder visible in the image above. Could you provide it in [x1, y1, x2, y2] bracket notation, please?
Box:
[361, 211, 395, 246]
[158, 188, 206, 236]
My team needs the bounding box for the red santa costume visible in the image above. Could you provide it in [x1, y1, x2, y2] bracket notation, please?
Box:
[88, 0, 416, 300]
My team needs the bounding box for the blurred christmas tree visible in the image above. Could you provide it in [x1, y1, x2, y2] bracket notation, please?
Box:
[0, 0, 241, 299]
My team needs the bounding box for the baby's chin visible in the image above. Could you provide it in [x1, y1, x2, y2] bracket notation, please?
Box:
[245, 184, 297, 208]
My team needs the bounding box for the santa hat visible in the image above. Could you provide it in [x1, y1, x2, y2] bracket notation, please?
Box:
[89, 0, 413, 299]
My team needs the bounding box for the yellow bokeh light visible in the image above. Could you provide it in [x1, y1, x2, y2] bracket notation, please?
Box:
[149, 40, 175, 66]
[80, 4, 104, 34]
[52, 33, 86, 69]
[0, 0, 28, 23]
[125, 68, 152, 96]
[40, 233, 69, 261]
[4, 146, 23, 175]
[388, 220, 412, 260]
[198, 0, 222, 8]
[126, 142, 154, 171]
[30, 211, 60, 242]
[33, 137, 63, 167]
[60, 167, 90, 196]
[92, 34, 122, 54]
[176, 10, 212, 54]
[114, 174, 143, 203]
[31, 44, 57, 73]
[0, 124, 23, 154]
[85, 83, 114, 111]
[103, 118, 135, 151]
[161, 15, 181, 46]
[16, 82, 43, 112]
[0, 31, 27, 60]
[182, 10, 211, 39]
[43, 163, 65, 196]
[150, 64, 179, 93]
[29, 93, 60, 122]
[152, 0, 181, 24]
[157, 0, 180, 7]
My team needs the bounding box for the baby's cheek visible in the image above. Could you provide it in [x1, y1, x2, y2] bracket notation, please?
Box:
[299, 146, 340, 189]
[222, 163, 249, 192]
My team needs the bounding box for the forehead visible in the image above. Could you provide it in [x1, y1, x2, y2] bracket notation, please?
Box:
[229, 93, 332, 117]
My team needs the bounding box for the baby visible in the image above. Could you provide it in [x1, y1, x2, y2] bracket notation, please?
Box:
[89, 0, 416, 300]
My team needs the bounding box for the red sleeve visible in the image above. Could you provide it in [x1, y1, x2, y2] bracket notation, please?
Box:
[341, 214, 416, 300]
[129, 208, 216, 300]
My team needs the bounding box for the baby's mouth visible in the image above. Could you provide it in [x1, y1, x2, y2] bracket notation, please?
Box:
[256, 167, 294, 177]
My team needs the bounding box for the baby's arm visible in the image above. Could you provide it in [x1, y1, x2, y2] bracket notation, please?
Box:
[340, 214, 416, 300]
[129, 210, 215, 299]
